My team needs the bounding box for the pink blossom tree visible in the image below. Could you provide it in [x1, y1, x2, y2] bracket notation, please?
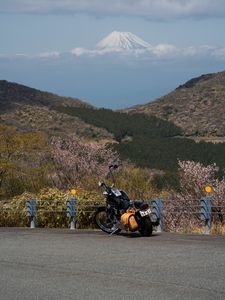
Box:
[164, 160, 225, 232]
[51, 135, 117, 188]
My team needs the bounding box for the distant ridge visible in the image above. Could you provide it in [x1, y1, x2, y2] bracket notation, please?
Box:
[0, 80, 111, 139]
[125, 71, 225, 137]
[0, 80, 93, 112]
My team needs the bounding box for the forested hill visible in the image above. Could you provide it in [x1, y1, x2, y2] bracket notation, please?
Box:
[125, 71, 225, 137]
[57, 107, 225, 184]
[57, 107, 182, 140]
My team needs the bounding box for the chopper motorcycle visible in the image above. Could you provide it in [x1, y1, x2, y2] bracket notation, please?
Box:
[95, 163, 153, 236]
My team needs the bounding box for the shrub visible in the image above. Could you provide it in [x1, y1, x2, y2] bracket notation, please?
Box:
[0, 188, 105, 228]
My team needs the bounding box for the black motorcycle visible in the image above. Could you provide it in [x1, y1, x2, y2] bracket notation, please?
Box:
[95, 163, 153, 236]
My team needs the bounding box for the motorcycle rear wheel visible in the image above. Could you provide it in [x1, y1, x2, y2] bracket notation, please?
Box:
[139, 217, 153, 237]
[95, 207, 121, 235]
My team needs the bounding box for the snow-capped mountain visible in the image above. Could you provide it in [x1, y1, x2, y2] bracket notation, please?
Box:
[71, 31, 182, 58]
[96, 31, 151, 51]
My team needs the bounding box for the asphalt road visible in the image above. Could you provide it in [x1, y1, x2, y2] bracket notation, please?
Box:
[0, 228, 225, 300]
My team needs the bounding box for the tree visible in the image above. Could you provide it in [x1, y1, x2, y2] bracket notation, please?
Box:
[0, 124, 50, 198]
[51, 135, 117, 188]
[164, 160, 225, 232]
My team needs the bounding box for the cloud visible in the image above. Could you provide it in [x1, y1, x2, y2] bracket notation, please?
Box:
[1, 44, 225, 62]
[0, 52, 61, 60]
[70, 44, 177, 57]
[70, 44, 225, 61]
[1, 0, 225, 20]
[68, 31, 225, 60]
[38, 51, 60, 58]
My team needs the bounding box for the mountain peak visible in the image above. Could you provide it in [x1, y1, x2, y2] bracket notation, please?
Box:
[96, 31, 150, 51]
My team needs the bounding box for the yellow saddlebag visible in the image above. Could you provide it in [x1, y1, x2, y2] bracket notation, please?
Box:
[121, 210, 138, 232]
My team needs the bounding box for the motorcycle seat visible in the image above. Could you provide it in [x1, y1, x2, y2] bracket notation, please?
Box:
[134, 199, 144, 208]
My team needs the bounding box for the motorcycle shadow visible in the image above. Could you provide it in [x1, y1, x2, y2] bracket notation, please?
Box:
[118, 232, 158, 238]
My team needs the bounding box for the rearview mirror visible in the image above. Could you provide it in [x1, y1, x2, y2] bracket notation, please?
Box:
[109, 164, 118, 170]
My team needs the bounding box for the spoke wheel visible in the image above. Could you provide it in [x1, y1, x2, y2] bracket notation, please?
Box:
[95, 208, 121, 234]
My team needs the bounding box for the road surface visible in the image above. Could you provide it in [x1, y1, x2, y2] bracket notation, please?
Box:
[0, 228, 225, 299]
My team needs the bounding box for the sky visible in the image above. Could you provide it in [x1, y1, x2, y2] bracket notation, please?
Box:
[1, 0, 225, 108]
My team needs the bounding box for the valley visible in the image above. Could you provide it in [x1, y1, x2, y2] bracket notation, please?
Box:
[0, 72, 225, 195]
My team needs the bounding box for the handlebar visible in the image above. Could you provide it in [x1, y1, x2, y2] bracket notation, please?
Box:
[98, 181, 113, 193]
[98, 181, 106, 188]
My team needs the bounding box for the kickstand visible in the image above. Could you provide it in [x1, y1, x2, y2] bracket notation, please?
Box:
[110, 223, 122, 236]
[110, 228, 118, 236]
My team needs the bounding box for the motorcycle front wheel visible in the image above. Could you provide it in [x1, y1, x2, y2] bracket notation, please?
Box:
[95, 207, 121, 235]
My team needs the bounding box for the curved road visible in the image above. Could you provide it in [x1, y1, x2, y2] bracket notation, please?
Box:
[0, 228, 225, 299]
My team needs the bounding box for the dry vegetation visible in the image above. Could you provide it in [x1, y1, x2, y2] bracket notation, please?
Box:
[1, 105, 113, 140]
[126, 71, 225, 137]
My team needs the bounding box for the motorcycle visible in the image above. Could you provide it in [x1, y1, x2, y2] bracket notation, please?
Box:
[95, 163, 153, 236]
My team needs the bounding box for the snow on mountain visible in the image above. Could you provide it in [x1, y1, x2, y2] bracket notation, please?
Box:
[71, 31, 184, 58]
[96, 31, 151, 51]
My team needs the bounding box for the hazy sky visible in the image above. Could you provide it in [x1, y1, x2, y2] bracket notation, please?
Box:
[1, 0, 225, 108]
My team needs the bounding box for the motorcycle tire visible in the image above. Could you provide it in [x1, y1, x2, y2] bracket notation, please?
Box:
[95, 207, 121, 235]
[139, 217, 153, 237]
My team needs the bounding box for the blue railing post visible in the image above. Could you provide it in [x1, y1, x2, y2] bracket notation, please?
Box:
[67, 198, 76, 229]
[26, 198, 36, 228]
[200, 196, 212, 235]
[151, 199, 163, 233]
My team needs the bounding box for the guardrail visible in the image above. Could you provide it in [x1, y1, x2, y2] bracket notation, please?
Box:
[152, 197, 225, 235]
[25, 197, 103, 230]
[24, 196, 225, 234]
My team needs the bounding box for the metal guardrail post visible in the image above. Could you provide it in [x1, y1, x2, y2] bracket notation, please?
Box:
[151, 199, 163, 233]
[26, 198, 36, 228]
[200, 196, 212, 235]
[67, 198, 76, 230]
